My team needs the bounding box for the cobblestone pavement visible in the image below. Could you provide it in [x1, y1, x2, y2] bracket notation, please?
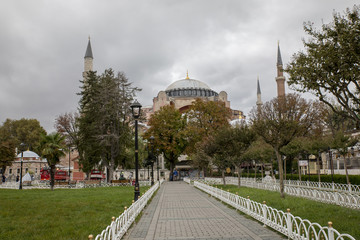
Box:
[124, 181, 285, 240]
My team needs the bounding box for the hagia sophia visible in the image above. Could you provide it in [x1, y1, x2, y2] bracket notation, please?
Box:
[1, 38, 286, 181]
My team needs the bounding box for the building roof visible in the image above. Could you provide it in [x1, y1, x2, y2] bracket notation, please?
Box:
[166, 78, 211, 91]
[16, 150, 40, 158]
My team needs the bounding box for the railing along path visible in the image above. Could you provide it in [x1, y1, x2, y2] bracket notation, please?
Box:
[204, 177, 360, 210]
[90, 179, 163, 240]
[0, 180, 151, 189]
[191, 180, 355, 240]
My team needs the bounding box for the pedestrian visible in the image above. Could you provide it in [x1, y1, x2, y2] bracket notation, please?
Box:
[16, 175, 19, 182]
[2, 175, 5, 183]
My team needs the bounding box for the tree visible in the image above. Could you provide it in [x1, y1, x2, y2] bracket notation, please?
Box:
[198, 124, 256, 186]
[0, 118, 46, 151]
[286, 5, 360, 128]
[185, 99, 231, 172]
[250, 93, 324, 198]
[331, 131, 357, 185]
[144, 105, 187, 181]
[0, 118, 46, 175]
[77, 69, 140, 181]
[39, 133, 66, 190]
[0, 140, 16, 179]
[242, 139, 275, 179]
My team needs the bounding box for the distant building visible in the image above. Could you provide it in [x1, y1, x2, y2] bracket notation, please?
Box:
[4, 150, 47, 181]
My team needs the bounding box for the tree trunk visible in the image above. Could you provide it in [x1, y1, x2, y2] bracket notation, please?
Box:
[247, 165, 249, 177]
[275, 149, 285, 198]
[50, 164, 55, 191]
[317, 156, 321, 183]
[344, 156, 350, 185]
[237, 166, 241, 188]
[261, 163, 264, 179]
[284, 157, 286, 181]
[222, 169, 226, 186]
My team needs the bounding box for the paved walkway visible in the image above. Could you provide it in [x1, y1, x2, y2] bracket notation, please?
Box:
[124, 181, 285, 240]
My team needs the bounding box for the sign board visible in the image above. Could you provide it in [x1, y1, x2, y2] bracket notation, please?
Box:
[298, 160, 308, 167]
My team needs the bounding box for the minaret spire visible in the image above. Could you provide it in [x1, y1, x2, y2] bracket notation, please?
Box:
[256, 76, 263, 107]
[83, 37, 94, 80]
[275, 41, 285, 97]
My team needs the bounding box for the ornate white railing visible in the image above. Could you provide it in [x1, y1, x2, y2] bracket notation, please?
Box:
[0, 180, 151, 189]
[194, 181, 355, 240]
[91, 179, 164, 240]
[203, 177, 360, 210]
[205, 176, 360, 195]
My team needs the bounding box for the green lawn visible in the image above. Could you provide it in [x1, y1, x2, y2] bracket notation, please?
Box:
[216, 184, 360, 239]
[0, 186, 149, 240]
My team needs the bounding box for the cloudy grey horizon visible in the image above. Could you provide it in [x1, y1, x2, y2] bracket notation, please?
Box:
[0, 1, 357, 133]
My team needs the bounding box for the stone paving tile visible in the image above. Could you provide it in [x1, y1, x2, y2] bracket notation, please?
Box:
[124, 182, 285, 240]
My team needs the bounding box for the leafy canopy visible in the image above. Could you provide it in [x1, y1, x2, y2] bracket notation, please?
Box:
[286, 5, 360, 128]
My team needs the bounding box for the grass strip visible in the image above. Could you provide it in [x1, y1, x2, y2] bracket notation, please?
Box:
[0, 186, 149, 240]
[215, 184, 360, 239]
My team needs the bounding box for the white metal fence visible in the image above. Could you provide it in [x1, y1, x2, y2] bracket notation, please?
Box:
[91, 179, 163, 240]
[205, 177, 360, 195]
[193, 180, 355, 240]
[0, 180, 151, 189]
[204, 177, 360, 210]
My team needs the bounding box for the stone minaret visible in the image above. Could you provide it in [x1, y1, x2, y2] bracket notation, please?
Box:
[83, 37, 93, 80]
[256, 76, 263, 107]
[275, 43, 285, 97]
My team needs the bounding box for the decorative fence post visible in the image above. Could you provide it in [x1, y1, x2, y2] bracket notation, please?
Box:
[88, 234, 93, 240]
[286, 209, 292, 239]
[246, 196, 250, 214]
[262, 201, 267, 227]
[111, 216, 116, 237]
[328, 221, 334, 240]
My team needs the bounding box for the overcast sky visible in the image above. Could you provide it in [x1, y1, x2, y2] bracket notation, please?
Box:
[0, 0, 357, 132]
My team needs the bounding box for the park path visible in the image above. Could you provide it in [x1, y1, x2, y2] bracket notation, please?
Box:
[123, 181, 284, 240]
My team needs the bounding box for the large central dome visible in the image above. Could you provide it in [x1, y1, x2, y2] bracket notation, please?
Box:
[165, 78, 211, 91]
[165, 75, 218, 98]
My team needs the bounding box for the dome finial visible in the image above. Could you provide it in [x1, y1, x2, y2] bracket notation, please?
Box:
[186, 70, 190, 79]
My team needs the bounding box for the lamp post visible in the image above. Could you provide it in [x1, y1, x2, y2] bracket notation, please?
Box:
[19, 143, 26, 190]
[328, 147, 334, 184]
[149, 136, 155, 186]
[131, 100, 142, 201]
[156, 149, 160, 181]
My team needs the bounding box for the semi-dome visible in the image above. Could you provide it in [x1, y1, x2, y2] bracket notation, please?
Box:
[16, 150, 40, 159]
[165, 76, 218, 98]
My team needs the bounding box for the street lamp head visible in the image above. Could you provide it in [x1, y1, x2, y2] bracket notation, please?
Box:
[130, 100, 142, 119]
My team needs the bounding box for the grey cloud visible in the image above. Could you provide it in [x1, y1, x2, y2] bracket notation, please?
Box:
[0, 0, 357, 132]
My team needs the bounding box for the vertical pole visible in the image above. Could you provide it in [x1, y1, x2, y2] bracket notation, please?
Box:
[68, 146, 71, 184]
[329, 149, 334, 190]
[19, 151, 23, 190]
[151, 163, 154, 186]
[134, 119, 140, 201]
[157, 155, 159, 181]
